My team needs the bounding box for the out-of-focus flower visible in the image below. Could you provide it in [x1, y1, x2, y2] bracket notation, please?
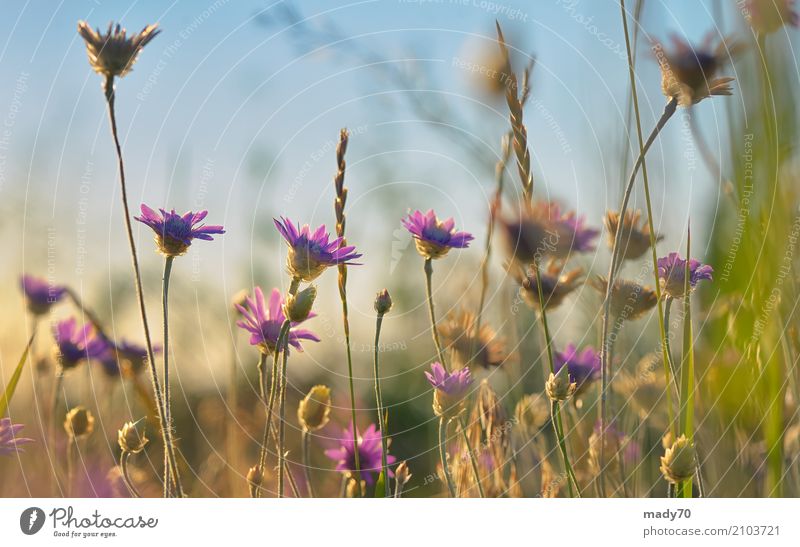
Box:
[20, 275, 66, 316]
[64, 406, 95, 439]
[118, 421, 148, 454]
[517, 261, 583, 310]
[274, 217, 362, 282]
[135, 205, 224, 257]
[515, 394, 549, 435]
[660, 434, 696, 484]
[534, 202, 598, 259]
[589, 422, 640, 472]
[246, 465, 264, 497]
[545, 365, 576, 401]
[53, 318, 108, 370]
[324, 422, 396, 485]
[657, 252, 713, 298]
[655, 34, 738, 106]
[297, 385, 332, 432]
[425, 361, 473, 418]
[374, 289, 393, 315]
[614, 354, 668, 421]
[591, 277, 658, 321]
[77, 21, 160, 79]
[499, 208, 552, 266]
[283, 285, 317, 323]
[554, 344, 601, 395]
[438, 309, 508, 369]
[116, 339, 161, 377]
[402, 209, 473, 259]
[745, 0, 798, 34]
[0, 418, 34, 456]
[604, 210, 662, 261]
[235, 287, 319, 355]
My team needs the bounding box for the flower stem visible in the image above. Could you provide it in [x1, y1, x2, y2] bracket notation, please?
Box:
[457, 416, 485, 497]
[301, 429, 315, 497]
[679, 229, 695, 498]
[161, 256, 183, 498]
[373, 311, 391, 497]
[103, 75, 178, 498]
[120, 451, 142, 498]
[278, 343, 290, 498]
[424, 258, 447, 366]
[438, 417, 456, 497]
[49, 370, 64, 496]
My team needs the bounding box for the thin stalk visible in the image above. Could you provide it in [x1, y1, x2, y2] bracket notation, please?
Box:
[457, 416, 485, 497]
[424, 258, 447, 366]
[679, 229, 694, 498]
[226, 317, 240, 497]
[120, 451, 142, 498]
[49, 370, 64, 496]
[103, 76, 177, 497]
[373, 311, 391, 497]
[278, 344, 290, 498]
[438, 417, 456, 497]
[66, 437, 75, 497]
[599, 319, 622, 498]
[256, 346, 279, 492]
[552, 401, 580, 498]
[161, 256, 183, 498]
[301, 429, 315, 497]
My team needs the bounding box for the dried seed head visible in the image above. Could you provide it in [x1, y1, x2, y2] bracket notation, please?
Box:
[374, 289, 393, 315]
[515, 394, 549, 435]
[117, 420, 148, 453]
[297, 385, 332, 432]
[395, 461, 412, 487]
[77, 21, 160, 79]
[545, 366, 576, 401]
[64, 406, 95, 439]
[283, 285, 317, 323]
[517, 261, 583, 311]
[660, 434, 696, 484]
[604, 210, 662, 261]
[438, 309, 509, 369]
[591, 276, 658, 321]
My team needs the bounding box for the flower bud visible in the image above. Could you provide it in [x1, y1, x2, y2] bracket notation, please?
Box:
[284, 285, 317, 322]
[374, 289, 393, 314]
[297, 385, 331, 432]
[64, 406, 95, 439]
[660, 434, 696, 484]
[545, 366, 576, 401]
[118, 420, 148, 454]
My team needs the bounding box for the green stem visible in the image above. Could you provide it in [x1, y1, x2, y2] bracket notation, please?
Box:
[424, 258, 447, 366]
[161, 256, 183, 498]
[552, 401, 580, 498]
[457, 416, 485, 497]
[301, 429, 315, 497]
[336, 274, 362, 496]
[373, 312, 391, 497]
[438, 417, 456, 497]
[679, 232, 694, 498]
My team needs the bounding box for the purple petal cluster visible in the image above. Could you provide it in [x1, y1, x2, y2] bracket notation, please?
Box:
[274, 217, 362, 281]
[657, 252, 713, 298]
[20, 275, 66, 316]
[53, 318, 108, 370]
[538, 202, 598, 258]
[324, 422, 395, 485]
[554, 344, 601, 393]
[0, 418, 34, 456]
[236, 287, 320, 354]
[424, 361, 472, 398]
[402, 209, 473, 259]
[135, 204, 225, 257]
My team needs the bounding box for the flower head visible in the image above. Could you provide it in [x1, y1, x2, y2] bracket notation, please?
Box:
[425, 361, 473, 418]
[402, 209, 473, 259]
[660, 434, 696, 484]
[118, 420, 148, 454]
[745, 0, 798, 34]
[20, 275, 67, 316]
[438, 309, 509, 369]
[53, 318, 108, 370]
[297, 385, 332, 432]
[657, 252, 713, 298]
[534, 202, 598, 259]
[324, 422, 396, 484]
[589, 422, 640, 471]
[604, 210, 662, 261]
[135, 205, 224, 257]
[545, 365, 576, 401]
[0, 418, 34, 456]
[235, 286, 320, 355]
[77, 21, 160, 78]
[116, 339, 160, 377]
[554, 344, 601, 395]
[591, 277, 658, 321]
[517, 261, 583, 311]
[274, 217, 362, 281]
[64, 406, 95, 439]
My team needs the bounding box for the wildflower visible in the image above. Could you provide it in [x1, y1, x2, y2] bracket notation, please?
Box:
[20, 275, 66, 316]
[517, 261, 583, 310]
[374, 288, 393, 315]
[0, 418, 34, 456]
[614, 354, 668, 421]
[402, 209, 473, 260]
[134, 205, 225, 258]
[283, 285, 317, 323]
[297, 385, 332, 432]
[515, 394, 549, 435]
[545, 365, 576, 401]
[116, 339, 160, 377]
[64, 406, 95, 439]
[499, 208, 552, 266]
[235, 287, 319, 355]
[118, 421, 148, 454]
[745, 0, 798, 34]
[655, 34, 737, 106]
[425, 362, 473, 418]
[660, 434, 696, 484]
[274, 217, 362, 281]
[324, 422, 396, 485]
[438, 309, 508, 369]
[533, 202, 598, 259]
[554, 344, 601, 395]
[53, 318, 108, 370]
[77, 21, 160, 79]
[604, 210, 662, 261]
[591, 277, 658, 321]
[657, 252, 713, 298]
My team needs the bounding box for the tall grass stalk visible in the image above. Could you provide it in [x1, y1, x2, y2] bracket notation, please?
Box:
[373, 307, 390, 497]
[438, 417, 456, 497]
[678, 228, 695, 498]
[161, 256, 184, 497]
[120, 451, 142, 498]
[424, 258, 447, 366]
[457, 416, 485, 497]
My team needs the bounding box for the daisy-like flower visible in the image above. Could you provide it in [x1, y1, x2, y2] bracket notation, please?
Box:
[591, 276, 658, 321]
[53, 318, 108, 370]
[274, 217, 362, 281]
[655, 34, 739, 106]
[534, 202, 599, 259]
[0, 418, 34, 456]
[438, 309, 509, 369]
[77, 21, 160, 79]
[235, 286, 320, 355]
[745, 0, 798, 35]
[517, 261, 583, 310]
[134, 205, 225, 257]
[604, 210, 663, 261]
[20, 275, 67, 316]
[657, 252, 713, 298]
[402, 209, 473, 259]
[324, 422, 396, 485]
[425, 361, 473, 418]
[554, 344, 601, 395]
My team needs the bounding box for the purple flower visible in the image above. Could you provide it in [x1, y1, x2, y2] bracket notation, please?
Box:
[554, 344, 601, 394]
[236, 286, 320, 355]
[324, 422, 396, 485]
[274, 217, 362, 281]
[0, 418, 34, 456]
[402, 209, 473, 259]
[536, 202, 598, 259]
[425, 361, 472, 398]
[116, 339, 160, 377]
[53, 318, 108, 370]
[657, 252, 713, 298]
[20, 275, 66, 316]
[135, 204, 225, 257]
